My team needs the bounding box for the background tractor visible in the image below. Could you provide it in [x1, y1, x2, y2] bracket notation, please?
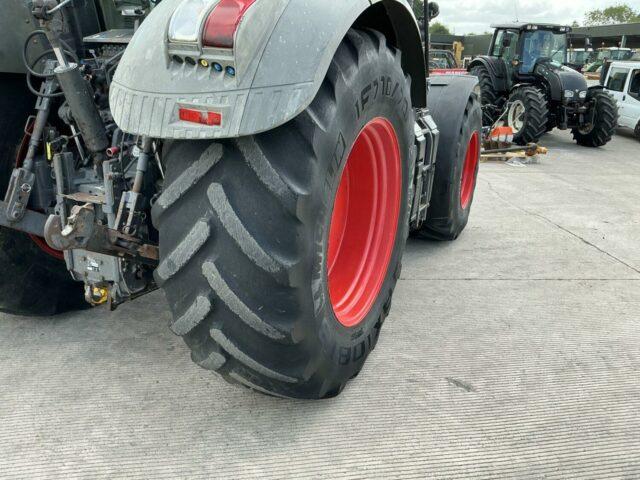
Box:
[0, 0, 482, 399]
[584, 47, 635, 75]
[429, 49, 467, 75]
[469, 23, 618, 147]
[566, 47, 596, 72]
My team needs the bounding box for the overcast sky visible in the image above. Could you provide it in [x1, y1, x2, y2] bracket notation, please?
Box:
[436, 0, 640, 34]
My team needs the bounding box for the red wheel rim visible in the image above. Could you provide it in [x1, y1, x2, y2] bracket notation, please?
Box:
[327, 118, 402, 328]
[460, 131, 480, 210]
[29, 234, 65, 261]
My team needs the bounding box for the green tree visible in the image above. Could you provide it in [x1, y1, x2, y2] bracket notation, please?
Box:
[412, 1, 450, 34]
[584, 3, 640, 25]
[412, 0, 425, 20]
[430, 22, 451, 35]
[412, 1, 440, 21]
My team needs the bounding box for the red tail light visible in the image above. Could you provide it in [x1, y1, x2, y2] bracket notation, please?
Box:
[179, 108, 222, 126]
[202, 0, 257, 49]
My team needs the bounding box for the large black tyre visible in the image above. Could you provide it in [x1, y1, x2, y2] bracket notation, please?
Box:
[415, 92, 482, 241]
[152, 29, 414, 399]
[470, 65, 500, 126]
[507, 86, 548, 145]
[0, 74, 86, 316]
[571, 90, 618, 147]
[635, 121, 640, 141]
[545, 114, 557, 133]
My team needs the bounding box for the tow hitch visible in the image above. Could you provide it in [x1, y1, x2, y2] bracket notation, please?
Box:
[0, 199, 158, 265]
[43, 204, 158, 264]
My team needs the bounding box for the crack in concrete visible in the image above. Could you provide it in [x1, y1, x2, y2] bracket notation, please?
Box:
[482, 179, 640, 276]
[446, 377, 476, 392]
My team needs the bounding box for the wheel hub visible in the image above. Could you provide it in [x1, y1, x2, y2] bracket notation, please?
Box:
[327, 118, 402, 328]
[507, 100, 526, 134]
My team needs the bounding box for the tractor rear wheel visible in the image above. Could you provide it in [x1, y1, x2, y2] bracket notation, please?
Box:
[0, 74, 86, 316]
[572, 90, 618, 147]
[152, 29, 414, 399]
[470, 65, 499, 126]
[416, 92, 482, 240]
[507, 86, 548, 145]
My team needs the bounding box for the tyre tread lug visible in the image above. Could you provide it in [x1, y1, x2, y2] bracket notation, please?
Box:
[155, 220, 210, 284]
[202, 261, 287, 341]
[207, 183, 288, 275]
[210, 328, 298, 384]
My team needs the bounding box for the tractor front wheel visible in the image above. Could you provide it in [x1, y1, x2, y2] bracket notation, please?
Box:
[507, 86, 548, 145]
[470, 65, 500, 126]
[152, 29, 414, 399]
[572, 90, 618, 147]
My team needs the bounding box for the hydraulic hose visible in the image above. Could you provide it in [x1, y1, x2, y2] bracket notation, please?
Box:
[23, 30, 79, 98]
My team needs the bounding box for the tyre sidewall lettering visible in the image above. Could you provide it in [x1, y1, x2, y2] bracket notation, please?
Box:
[308, 51, 414, 372]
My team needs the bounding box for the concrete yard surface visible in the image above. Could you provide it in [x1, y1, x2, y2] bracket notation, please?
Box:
[1, 130, 639, 479]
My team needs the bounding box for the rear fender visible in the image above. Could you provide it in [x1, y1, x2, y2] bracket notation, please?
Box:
[510, 82, 526, 92]
[428, 75, 480, 156]
[109, 0, 425, 140]
[468, 56, 508, 93]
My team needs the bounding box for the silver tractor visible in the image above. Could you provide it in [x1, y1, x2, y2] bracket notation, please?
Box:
[0, 0, 481, 399]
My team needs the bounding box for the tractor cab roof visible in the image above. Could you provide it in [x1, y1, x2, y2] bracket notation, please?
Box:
[491, 23, 572, 33]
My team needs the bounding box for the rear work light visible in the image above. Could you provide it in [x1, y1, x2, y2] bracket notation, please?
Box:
[179, 107, 222, 126]
[168, 0, 217, 43]
[202, 0, 257, 49]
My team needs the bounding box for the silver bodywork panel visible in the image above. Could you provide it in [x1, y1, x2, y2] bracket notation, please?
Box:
[0, 1, 41, 74]
[109, 0, 423, 139]
[0, 0, 106, 74]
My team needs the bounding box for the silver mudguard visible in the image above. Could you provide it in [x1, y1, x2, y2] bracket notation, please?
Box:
[109, 0, 424, 140]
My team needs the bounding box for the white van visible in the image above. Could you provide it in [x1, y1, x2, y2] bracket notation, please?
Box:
[602, 60, 640, 139]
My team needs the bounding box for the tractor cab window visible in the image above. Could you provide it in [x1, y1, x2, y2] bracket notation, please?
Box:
[430, 51, 457, 69]
[597, 49, 633, 62]
[597, 50, 612, 61]
[521, 30, 567, 74]
[612, 50, 632, 61]
[568, 50, 592, 65]
[568, 50, 582, 63]
[492, 30, 519, 60]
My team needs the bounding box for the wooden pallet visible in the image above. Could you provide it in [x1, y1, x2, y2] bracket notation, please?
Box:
[481, 146, 548, 163]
